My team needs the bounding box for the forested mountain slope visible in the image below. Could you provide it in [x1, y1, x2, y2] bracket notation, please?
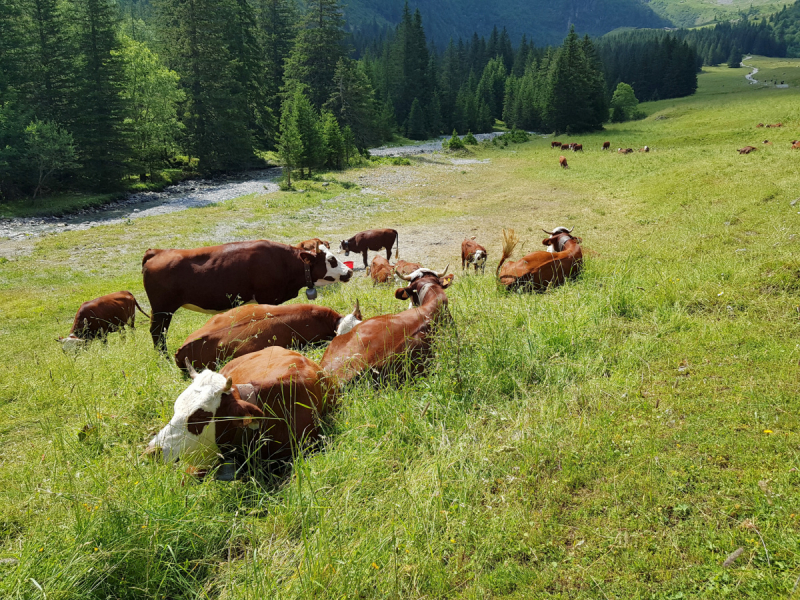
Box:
[343, 0, 670, 45]
[646, 0, 794, 29]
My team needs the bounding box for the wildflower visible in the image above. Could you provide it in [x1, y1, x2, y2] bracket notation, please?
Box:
[451, 539, 456, 543]
[371, 562, 379, 570]
[763, 429, 773, 434]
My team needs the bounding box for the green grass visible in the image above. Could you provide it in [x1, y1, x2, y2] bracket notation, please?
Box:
[2, 58, 800, 598]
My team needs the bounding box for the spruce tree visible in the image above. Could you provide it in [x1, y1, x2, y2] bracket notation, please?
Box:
[326, 58, 381, 149]
[727, 46, 742, 67]
[257, 0, 297, 117]
[278, 94, 303, 187]
[406, 97, 426, 140]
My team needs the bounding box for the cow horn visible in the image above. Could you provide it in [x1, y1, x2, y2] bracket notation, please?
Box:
[185, 357, 199, 380]
[435, 264, 450, 277]
[542, 228, 554, 235]
[566, 226, 575, 233]
[397, 270, 414, 281]
[224, 377, 233, 392]
[352, 298, 360, 315]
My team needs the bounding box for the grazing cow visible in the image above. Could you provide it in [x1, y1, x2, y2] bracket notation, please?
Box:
[572, 143, 583, 152]
[320, 267, 453, 386]
[641, 146, 650, 152]
[756, 123, 764, 128]
[370, 255, 395, 284]
[461, 237, 487, 272]
[395, 259, 423, 277]
[59, 291, 150, 350]
[602, 141, 611, 150]
[559, 155, 569, 169]
[791, 140, 800, 149]
[142, 241, 352, 351]
[772, 122, 783, 128]
[496, 228, 583, 292]
[737, 146, 757, 154]
[551, 141, 562, 148]
[293, 238, 331, 252]
[565, 143, 576, 150]
[340, 228, 399, 270]
[618, 148, 634, 154]
[147, 347, 333, 470]
[174, 302, 362, 372]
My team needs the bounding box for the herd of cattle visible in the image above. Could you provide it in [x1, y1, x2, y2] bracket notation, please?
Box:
[552, 140, 650, 169]
[737, 122, 800, 154]
[58, 224, 584, 474]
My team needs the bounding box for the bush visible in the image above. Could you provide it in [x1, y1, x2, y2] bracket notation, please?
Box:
[445, 129, 466, 151]
[463, 131, 478, 145]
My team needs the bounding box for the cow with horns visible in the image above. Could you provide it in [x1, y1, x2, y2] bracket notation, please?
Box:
[320, 266, 454, 386]
[496, 227, 583, 292]
[174, 302, 362, 372]
[142, 240, 352, 351]
[461, 237, 488, 272]
[147, 347, 334, 472]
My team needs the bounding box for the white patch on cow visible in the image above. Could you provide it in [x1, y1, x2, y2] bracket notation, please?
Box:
[406, 268, 438, 281]
[473, 250, 486, 267]
[148, 369, 229, 466]
[314, 246, 353, 287]
[336, 313, 361, 336]
[59, 334, 87, 352]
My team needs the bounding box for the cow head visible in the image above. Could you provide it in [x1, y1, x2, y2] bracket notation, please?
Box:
[58, 333, 88, 351]
[472, 248, 487, 269]
[339, 240, 350, 255]
[146, 361, 264, 466]
[301, 245, 352, 287]
[395, 266, 453, 306]
[335, 300, 363, 336]
[542, 226, 575, 252]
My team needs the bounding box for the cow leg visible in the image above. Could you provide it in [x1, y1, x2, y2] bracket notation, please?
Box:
[462, 257, 466, 270]
[385, 246, 391, 261]
[150, 311, 174, 353]
[362, 251, 368, 270]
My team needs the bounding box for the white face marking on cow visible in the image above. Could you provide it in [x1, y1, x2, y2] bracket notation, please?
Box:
[148, 369, 229, 466]
[546, 227, 571, 252]
[59, 334, 87, 352]
[473, 250, 486, 266]
[314, 246, 353, 287]
[336, 313, 361, 336]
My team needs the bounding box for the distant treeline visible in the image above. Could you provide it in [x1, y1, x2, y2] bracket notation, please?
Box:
[768, 3, 800, 57]
[1, 0, 702, 199]
[675, 19, 786, 65]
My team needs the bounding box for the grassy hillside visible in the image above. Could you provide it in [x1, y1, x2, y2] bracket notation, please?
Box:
[648, 0, 792, 28]
[2, 58, 800, 597]
[346, 0, 669, 46]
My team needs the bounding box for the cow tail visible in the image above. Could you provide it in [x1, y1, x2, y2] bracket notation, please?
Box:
[133, 297, 152, 319]
[142, 248, 160, 273]
[496, 228, 519, 276]
[394, 230, 399, 259]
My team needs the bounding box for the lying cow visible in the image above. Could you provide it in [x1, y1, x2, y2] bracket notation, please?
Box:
[461, 237, 487, 272]
[147, 347, 333, 470]
[340, 228, 399, 270]
[737, 146, 757, 154]
[496, 228, 583, 292]
[59, 291, 150, 350]
[370, 255, 395, 284]
[294, 238, 331, 252]
[395, 259, 423, 277]
[142, 240, 352, 351]
[791, 140, 800, 149]
[542, 226, 574, 253]
[641, 146, 650, 152]
[174, 302, 362, 371]
[618, 148, 633, 154]
[320, 267, 453, 386]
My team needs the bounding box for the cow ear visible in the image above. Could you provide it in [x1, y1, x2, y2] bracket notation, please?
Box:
[542, 237, 554, 246]
[220, 393, 264, 429]
[573, 237, 583, 244]
[395, 287, 411, 300]
[236, 383, 258, 405]
[440, 274, 455, 288]
[299, 251, 315, 264]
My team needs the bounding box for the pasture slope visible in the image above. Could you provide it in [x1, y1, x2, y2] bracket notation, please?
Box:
[1, 58, 800, 598]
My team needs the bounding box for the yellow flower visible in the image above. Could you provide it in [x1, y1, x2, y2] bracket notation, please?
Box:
[451, 539, 456, 543]
[371, 562, 379, 570]
[764, 429, 773, 434]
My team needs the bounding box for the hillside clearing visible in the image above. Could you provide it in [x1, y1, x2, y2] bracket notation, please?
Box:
[1, 59, 800, 598]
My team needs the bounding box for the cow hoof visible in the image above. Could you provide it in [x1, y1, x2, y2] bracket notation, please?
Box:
[215, 462, 237, 481]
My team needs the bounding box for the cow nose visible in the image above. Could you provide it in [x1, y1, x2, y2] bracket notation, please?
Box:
[341, 270, 352, 282]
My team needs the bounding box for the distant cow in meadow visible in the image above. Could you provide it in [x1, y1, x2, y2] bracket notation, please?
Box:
[737, 146, 757, 154]
[340, 228, 399, 270]
[370, 255, 395, 284]
[618, 148, 633, 154]
[559, 155, 569, 169]
[551, 141, 562, 148]
[756, 123, 764, 128]
[572, 144, 583, 152]
[791, 140, 800, 149]
[641, 146, 650, 152]
[763, 140, 772, 145]
[461, 237, 487, 272]
[602, 141, 611, 150]
[59, 291, 150, 350]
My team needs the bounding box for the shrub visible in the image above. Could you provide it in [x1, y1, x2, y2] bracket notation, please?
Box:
[445, 129, 465, 151]
[463, 131, 478, 145]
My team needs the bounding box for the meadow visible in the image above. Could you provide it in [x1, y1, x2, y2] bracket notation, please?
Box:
[1, 59, 800, 598]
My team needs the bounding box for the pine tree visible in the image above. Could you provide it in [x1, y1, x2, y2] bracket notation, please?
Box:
[406, 97, 426, 140]
[278, 93, 303, 187]
[326, 58, 381, 149]
[320, 109, 344, 168]
[283, 0, 347, 110]
[293, 89, 322, 176]
[257, 0, 297, 117]
[727, 45, 742, 68]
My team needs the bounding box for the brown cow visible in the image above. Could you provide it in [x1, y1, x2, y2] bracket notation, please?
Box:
[641, 146, 650, 152]
[772, 122, 783, 128]
[340, 228, 399, 269]
[559, 155, 569, 169]
[370, 255, 395, 284]
[147, 347, 333, 471]
[738, 146, 757, 154]
[142, 241, 352, 351]
[756, 123, 764, 128]
[59, 291, 150, 350]
[320, 267, 453, 386]
[496, 228, 583, 292]
[551, 141, 562, 148]
[395, 259, 423, 277]
[174, 302, 362, 371]
[602, 141, 611, 150]
[572, 143, 583, 152]
[617, 148, 633, 154]
[763, 140, 773, 145]
[293, 238, 331, 252]
[461, 237, 488, 272]
[791, 140, 800, 149]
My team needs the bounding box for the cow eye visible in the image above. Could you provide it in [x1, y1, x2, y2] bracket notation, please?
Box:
[328, 256, 338, 267]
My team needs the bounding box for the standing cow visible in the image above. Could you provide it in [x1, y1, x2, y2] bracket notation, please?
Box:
[59, 291, 150, 350]
[339, 228, 399, 270]
[602, 141, 611, 150]
[461, 237, 487, 272]
[559, 155, 569, 169]
[142, 240, 352, 351]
